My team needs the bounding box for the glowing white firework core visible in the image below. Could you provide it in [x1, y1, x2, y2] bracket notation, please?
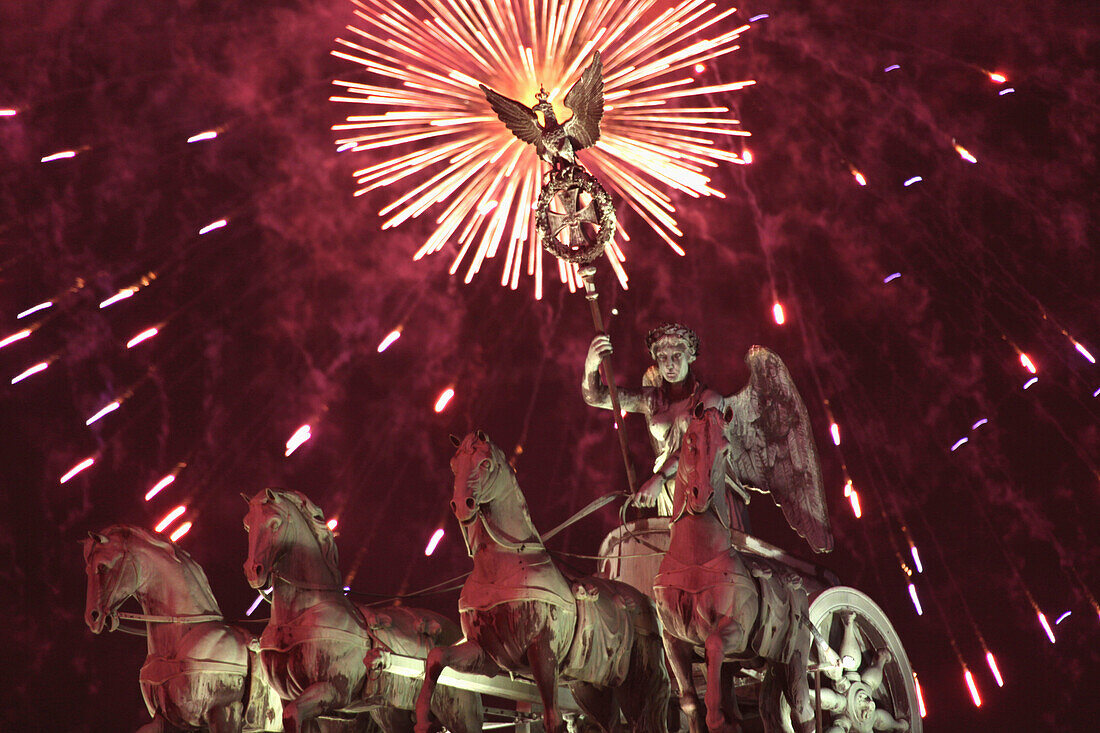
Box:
[907, 583, 923, 615]
[985, 651, 1004, 687]
[772, 302, 785, 325]
[170, 522, 193, 542]
[425, 528, 445, 555]
[0, 329, 31, 349]
[17, 301, 53, 319]
[246, 593, 266, 616]
[913, 673, 927, 717]
[60, 457, 95, 484]
[332, 0, 755, 296]
[41, 150, 77, 163]
[964, 668, 981, 707]
[285, 425, 312, 456]
[155, 505, 187, 533]
[377, 328, 402, 352]
[145, 474, 177, 501]
[12, 362, 49, 384]
[100, 288, 136, 308]
[434, 387, 455, 412]
[127, 327, 159, 348]
[86, 401, 121, 426]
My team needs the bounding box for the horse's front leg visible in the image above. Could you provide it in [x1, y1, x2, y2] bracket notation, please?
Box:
[704, 633, 739, 733]
[283, 680, 341, 733]
[414, 641, 499, 733]
[663, 635, 702, 733]
[527, 630, 565, 733]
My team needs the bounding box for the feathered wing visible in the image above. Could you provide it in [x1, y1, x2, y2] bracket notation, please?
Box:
[479, 84, 544, 150]
[561, 51, 604, 150]
[725, 346, 834, 553]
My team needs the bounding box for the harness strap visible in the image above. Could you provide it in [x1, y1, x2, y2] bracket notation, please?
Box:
[259, 622, 374, 654]
[542, 492, 622, 542]
[117, 611, 224, 624]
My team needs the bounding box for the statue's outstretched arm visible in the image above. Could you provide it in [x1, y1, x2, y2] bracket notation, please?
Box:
[581, 334, 648, 412]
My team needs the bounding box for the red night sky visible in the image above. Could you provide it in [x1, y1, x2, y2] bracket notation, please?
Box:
[0, 0, 1097, 730]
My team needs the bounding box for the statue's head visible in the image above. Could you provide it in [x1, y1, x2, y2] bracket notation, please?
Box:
[534, 87, 554, 115]
[645, 322, 699, 384]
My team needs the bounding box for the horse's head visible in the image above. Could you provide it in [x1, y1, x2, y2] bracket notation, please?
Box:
[243, 488, 338, 590]
[82, 527, 141, 633]
[449, 431, 511, 525]
[675, 404, 734, 518]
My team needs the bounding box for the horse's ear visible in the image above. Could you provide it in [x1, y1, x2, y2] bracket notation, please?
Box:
[88, 531, 108, 544]
[449, 434, 461, 447]
[264, 488, 278, 503]
[476, 429, 488, 443]
[240, 492, 253, 504]
[694, 402, 706, 419]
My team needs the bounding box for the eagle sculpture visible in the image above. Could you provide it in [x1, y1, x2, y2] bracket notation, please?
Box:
[478, 51, 604, 169]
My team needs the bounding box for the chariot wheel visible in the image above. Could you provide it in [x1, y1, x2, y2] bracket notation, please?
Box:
[535, 165, 616, 264]
[789, 586, 921, 733]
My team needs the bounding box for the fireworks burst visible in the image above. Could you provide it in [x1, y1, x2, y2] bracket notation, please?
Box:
[331, 0, 754, 297]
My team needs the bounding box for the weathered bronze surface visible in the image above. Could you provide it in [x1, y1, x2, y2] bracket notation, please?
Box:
[584, 327, 833, 554]
[83, 525, 284, 732]
[243, 488, 483, 733]
[415, 432, 671, 733]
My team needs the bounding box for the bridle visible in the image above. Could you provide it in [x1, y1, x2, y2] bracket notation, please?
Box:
[251, 493, 344, 594]
[455, 443, 542, 555]
[670, 412, 733, 530]
[94, 542, 223, 632]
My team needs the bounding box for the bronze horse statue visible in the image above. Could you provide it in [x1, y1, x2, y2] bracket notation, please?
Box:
[83, 525, 283, 732]
[415, 432, 670, 733]
[654, 406, 816, 733]
[243, 488, 483, 733]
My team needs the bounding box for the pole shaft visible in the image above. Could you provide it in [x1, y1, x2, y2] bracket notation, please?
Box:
[580, 267, 637, 493]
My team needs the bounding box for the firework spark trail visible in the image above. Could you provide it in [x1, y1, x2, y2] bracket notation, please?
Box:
[332, 0, 754, 297]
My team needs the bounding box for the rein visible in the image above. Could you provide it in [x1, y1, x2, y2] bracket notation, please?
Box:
[116, 611, 224, 624]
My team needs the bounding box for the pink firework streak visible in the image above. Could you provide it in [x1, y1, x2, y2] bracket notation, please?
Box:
[332, 0, 754, 298]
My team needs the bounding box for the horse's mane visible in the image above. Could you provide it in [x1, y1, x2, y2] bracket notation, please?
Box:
[102, 524, 221, 611]
[271, 489, 340, 574]
[461, 433, 512, 476]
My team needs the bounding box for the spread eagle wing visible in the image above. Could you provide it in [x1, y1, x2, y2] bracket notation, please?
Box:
[724, 346, 834, 553]
[561, 51, 604, 150]
[479, 83, 545, 152]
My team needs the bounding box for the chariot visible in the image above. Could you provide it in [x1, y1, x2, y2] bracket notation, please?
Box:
[600, 518, 922, 733]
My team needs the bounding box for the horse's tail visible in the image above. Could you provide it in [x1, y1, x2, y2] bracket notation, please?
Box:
[621, 601, 672, 733]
